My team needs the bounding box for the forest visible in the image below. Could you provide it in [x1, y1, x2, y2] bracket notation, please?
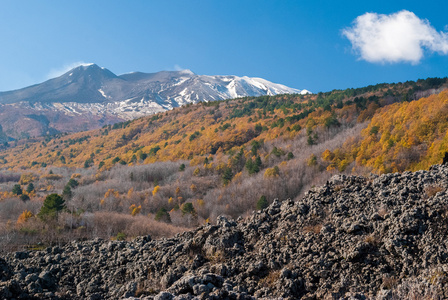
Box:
[0, 77, 447, 252]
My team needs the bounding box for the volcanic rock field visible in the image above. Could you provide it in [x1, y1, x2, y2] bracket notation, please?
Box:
[2, 165, 448, 299]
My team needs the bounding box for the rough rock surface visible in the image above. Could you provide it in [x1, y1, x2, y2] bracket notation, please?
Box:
[3, 165, 448, 299]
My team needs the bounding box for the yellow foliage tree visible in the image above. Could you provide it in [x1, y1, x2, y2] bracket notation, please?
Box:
[324, 90, 448, 173]
[193, 167, 200, 176]
[264, 166, 280, 177]
[17, 210, 34, 225]
[104, 189, 119, 198]
[19, 173, 37, 185]
[152, 185, 160, 196]
[129, 204, 142, 216]
[321, 149, 334, 161]
[307, 154, 317, 166]
[127, 187, 134, 198]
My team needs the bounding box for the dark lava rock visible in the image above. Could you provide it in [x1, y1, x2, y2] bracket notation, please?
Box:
[3, 165, 448, 299]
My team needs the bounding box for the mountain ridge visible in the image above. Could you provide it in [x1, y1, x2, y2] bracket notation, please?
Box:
[0, 64, 308, 140]
[0, 64, 309, 105]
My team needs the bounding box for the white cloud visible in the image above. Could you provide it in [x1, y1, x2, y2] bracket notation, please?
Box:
[343, 10, 448, 64]
[46, 61, 92, 79]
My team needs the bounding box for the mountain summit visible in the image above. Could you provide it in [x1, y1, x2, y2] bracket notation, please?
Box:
[0, 64, 308, 107]
[0, 64, 308, 139]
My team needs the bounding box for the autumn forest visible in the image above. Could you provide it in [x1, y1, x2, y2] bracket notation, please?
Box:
[1, 77, 447, 252]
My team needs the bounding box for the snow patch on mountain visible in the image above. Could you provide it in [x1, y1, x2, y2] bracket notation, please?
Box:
[98, 89, 108, 99]
[0, 64, 310, 123]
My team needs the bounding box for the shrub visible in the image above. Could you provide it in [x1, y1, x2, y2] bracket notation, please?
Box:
[116, 232, 126, 241]
[221, 167, 233, 185]
[307, 154, 317, 166]
[264, 166, 280, 177]
[84, 158, 94, 168]
[41, 173, 63, 181]
[26, 183, 34, 193]
[424, 184, 445, 198]
[271, 147, 284, 157]
[152, 185, 160, 196]
[17, 210, 34, 225]
[19, 173, 36, 185]
[38, 193, 66, 220]
[62, 185, 72, 200]
[20, 194, 30, 202]
[148, 145, 161, 156]
[256, 195, 268, 210]
[129, 204, 142, 216]
[12, 184, 22, 195]
[181, 203, 195, 215]
[155, 207, 171, 223]
[67, 178, 79, 188]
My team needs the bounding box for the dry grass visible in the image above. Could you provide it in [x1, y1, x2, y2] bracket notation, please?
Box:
[0, 211, 190, 253]
[333, 184, 344, 192]
[382, 275, 399, 290]
[259, 270, 280, 288]
[302, 223, 323, 234]
[424, 184, 445, 198]
[387, 276, 443, 300]
[134, 281, 158, 297]
[93, 212, 189, 240]
[206, 248, 226, 264]
[364, 233, 381, 247]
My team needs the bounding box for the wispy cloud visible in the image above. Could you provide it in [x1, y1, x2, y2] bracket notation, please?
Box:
[343, 10, 448, 64]
[173, 64, 183, 71]
[46, 61, 92, 79]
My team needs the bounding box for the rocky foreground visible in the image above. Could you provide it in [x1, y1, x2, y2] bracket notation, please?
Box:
[3, 165, 448, 299]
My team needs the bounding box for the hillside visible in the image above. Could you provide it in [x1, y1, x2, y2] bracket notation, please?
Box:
[0, 77, 447, 254]
[1, 77, 446, 170]
[2, 164, 448, 299]
[319, 89, 448, 173]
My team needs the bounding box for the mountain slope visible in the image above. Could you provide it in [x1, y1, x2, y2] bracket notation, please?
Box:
[0, 64, 307, 139]
[0, 65, 306, 106]
[0, 64, 120, 104]
[320, 89, 448, 174]
[1, 76, 446, 172]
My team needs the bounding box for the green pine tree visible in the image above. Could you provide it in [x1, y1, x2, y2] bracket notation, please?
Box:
[38, 194, 66, 220]
[12, 184, 22, 195]
[222, 167, 233, 185]
[26, 183, 34, 193]
[256, 195, 269, 210]
[62, 185, 72, 200]
[155, 207, 171, 223]
[181, 203, 196, 215]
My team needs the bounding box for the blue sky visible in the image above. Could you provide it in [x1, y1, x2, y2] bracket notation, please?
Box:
[0, 0, 447, 93]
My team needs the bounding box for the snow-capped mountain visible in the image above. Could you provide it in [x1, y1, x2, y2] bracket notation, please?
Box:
[0, 64, 309, 139]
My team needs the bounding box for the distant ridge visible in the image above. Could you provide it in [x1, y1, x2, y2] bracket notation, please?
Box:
[0, 64, 308, 139]
[0, 64, 309, 107]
